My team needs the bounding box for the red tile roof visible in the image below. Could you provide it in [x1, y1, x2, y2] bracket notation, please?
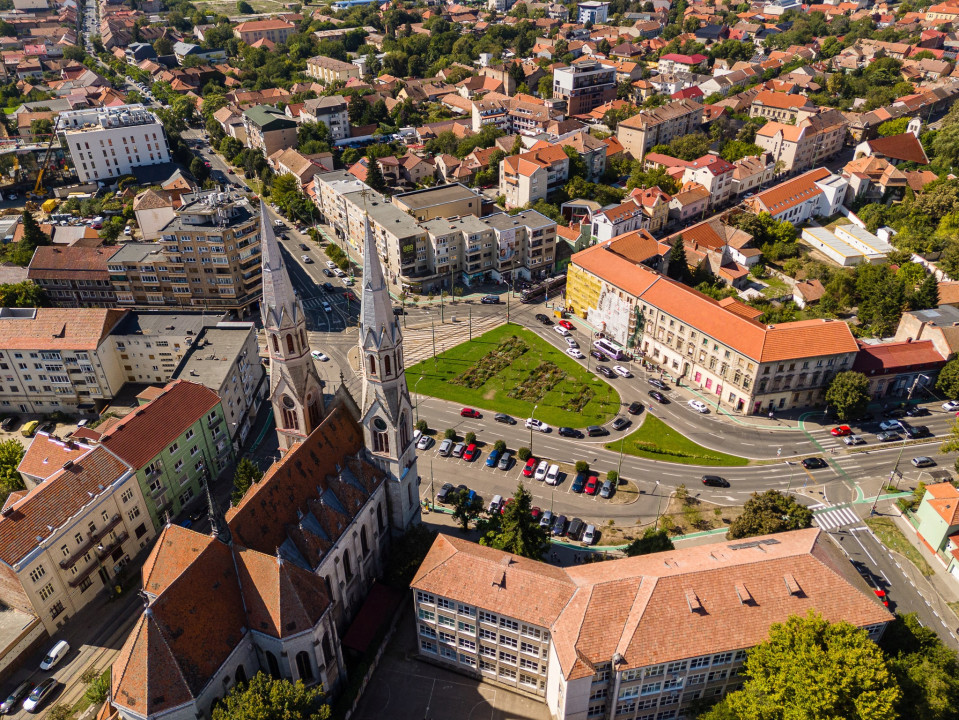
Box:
[852, 339, 945, 375]
[27, 245, 118, 282]
[865, 132, 929, 165]
[99, 380, 221, 470]
[17, 432, 92, 482]
[0, 308, 127, 351]
[749, 167, 831, 216]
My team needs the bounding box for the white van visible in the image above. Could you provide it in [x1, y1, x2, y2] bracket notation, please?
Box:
[488, 495, 503, 514]
[40, 640, 69, 670]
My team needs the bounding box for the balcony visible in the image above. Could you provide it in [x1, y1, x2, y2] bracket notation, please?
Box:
[59, 513, 123, 570]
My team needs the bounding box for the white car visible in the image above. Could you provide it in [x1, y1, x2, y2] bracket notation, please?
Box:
[687, 399, 708, 413]
[534, 460, 549, 481]
[566, 347, 585, 359]
[843, 434, 865, 446]
[416, 435, 433, 450]
[526, 418, 550, 433]
[326, 260, 337, 269]
[322, 302, 332, 313]
[944, 400, 959, 412]
[565, 337, 578, 348]
[554, 325, 571, 337]
[613, 365, 632, 378]
[879, 420, 903, 432]
[545, 464, 560, 485]
[310, 351, 329, 361]
[413, 429, 422, 444]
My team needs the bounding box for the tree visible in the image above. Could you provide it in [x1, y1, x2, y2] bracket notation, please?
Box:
[625, 527, 674, 556]
[909, 273, 939, 311]
[17, 209, 49, 259]
[880, 613, 959, 720]
[667, 237, 688, 282]
[0, 281, 46, 307]
[0, 438, 25, 507]
[479, 483, 549, 559]
[452, 488, 482, 531]
[702, 613, 900, 720]
[937, 357, 959, 401]
[562, 145, 588, 180]
[212, 672, 330, 720]
[190, 157, 210, 183]
[825, 370, 871, 421]
[878, 117, 910, 137]
[236, 0, 254, 12]
[231, 458, 263, 506]
[365, 154, 388, 194]
[726, 490, 813, 540]
[537, 75, 553, 98]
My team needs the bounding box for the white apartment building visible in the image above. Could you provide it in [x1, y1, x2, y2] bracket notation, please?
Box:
[412, 530, 891, 720]
[60, 104, 170, 183]
[300, 96, 350, 142]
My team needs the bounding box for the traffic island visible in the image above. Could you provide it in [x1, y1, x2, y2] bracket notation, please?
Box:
[606, 414, 749, 466]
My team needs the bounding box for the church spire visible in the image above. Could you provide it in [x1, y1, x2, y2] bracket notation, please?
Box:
[360, 205, 399, 350]
[259, 199, 300, 330]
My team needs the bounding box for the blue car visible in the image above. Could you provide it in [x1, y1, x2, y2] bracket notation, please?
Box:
[571, 472, 587, 493]
[485, 449, 501, 468]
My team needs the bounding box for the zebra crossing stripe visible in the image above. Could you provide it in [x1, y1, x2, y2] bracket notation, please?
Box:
[813, 506, 860, 530]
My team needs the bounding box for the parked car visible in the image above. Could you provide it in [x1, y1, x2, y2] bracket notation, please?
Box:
[0, 417, 15, 431]
[597, 365, 616, 379]
[463, 443, 479, 461]
[648, 390, 667, 404]
[582, 524, 597, 545]
[611, 416, 630, 431]
[310, 351, 329, 361]
[554, 325, 571, 337]
[322, 282, 335, 291]
[830, 425, 852, 437]
[587, 425, 608, 437]
[599, 480, 615, 498]
[565, 337, 579, 348]
[566, 348, 585, 359]
[876, 431, 901, 442]
[585, 476, 599, 495]
[461, 408, 481, 418]
[613, 365, 632, 378]
[901, 424, 929, 439]
[879, 420, 903, 432]
[499, 499, 513, 515]
[522, 457, 538, 477]
[539, 510, 553, 529]
[912, 456, 936, 468]
[801, 457, 828, 469]
[590, 350, 608, 362]
[687, 400, 708, 413]
[436, 483, 455, 503]
[559, 320, 574, 330]
[648, 378, 669, 391]
[0, 681, 31, 714]
[551, 514, 567, 536]
[545, 464, 561, 485]
[905, 406, 930, 417]
[485, 449, 501, 468]
[627, 401, 644, 415]
[416, 435, 433, 450]
[571, 472, 587, 493]
[494, 413, 516, 425]
[481, 295, 500, 304]
[451, 442, 466, 458]
[326, 260, 337, 269]
[438, 439, 453, 456]
[702, 475, 730, 488]
[322, 268, 334, 277]
[526, 418, 550, 433]
[530, 507, 541, 521]
[22, 679, 56, 713]
[567, 518, 585, 541]
[488, 494, 503, 514]
[843, 434, 865, 446]
[498, 451, 513, 470]
[534, 460, 549, 481]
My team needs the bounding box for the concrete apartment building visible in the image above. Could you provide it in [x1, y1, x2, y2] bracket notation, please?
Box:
[748, 90, 817, 122]
[617, 100, 702, 161]
[392, 184, 484, 222]
[27, 244, 120, 307]
[552, 61, 616, 116]
[306, 55, 361, 85]
[109, 312, 218, 385]
[233, 18, 296, 45]
[754, 109, 848, 175]
[0, 443, 155, 634]
[566, 240, 859, 414]
[481, 210, 557, 283]
[99, 380, 229, 530]
[0, 308, 128, 417]
[411, 530, 891, 720]
[576, 0, 609, 23]
[300, 96, 350, 142]
[745, 168, 848, 225]
[682, 154, 735, 209]
[243, 105, 298, 157]
[107, 190, 262, 315]
[500, 145, 570, 209]
[60, 104, 170, 183]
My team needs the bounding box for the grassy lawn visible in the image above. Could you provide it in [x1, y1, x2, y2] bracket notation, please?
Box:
[865, 517, 935, 577]
[605, 414, 749, 467]
[761, 274, 790, 299]
[405, 323, 620, 428]
[68, 666, 110, 718]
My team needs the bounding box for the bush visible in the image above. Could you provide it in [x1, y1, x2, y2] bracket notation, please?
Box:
[415, 419, 428, 433]
[517, 446, 531, 461]
[494, 439, 507, 453]
[575, 460, 589, 474]
[85, 673, 109, 706]
[607, 470, 619, 483]
[464, 431, 476, 445]
[444, 428, 457, 440]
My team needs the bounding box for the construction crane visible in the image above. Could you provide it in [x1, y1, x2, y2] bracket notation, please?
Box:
[27, 119, 59, 202]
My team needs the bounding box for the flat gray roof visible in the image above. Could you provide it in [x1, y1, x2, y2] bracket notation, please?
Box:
[393, 183, 480, 211]
[172, 325, 255, 390]
[111, 311, 224, 338]
[109, 242, 165, 263]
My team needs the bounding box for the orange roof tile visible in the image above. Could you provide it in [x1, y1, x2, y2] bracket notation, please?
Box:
[0, 308, 127, 351]
[17, 432, 92, 481]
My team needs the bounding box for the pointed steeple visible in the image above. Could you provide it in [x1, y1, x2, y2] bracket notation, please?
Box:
[259, 199, 300, 330]
[360, 208, 399, 349]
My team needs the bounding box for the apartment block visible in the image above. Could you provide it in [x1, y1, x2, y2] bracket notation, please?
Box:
[754, 109, 848, 175]
[108, 190, 262, 314]
[60, 104, 170, 184]
[99, 379, 229, 530]
[233, 18, 296, 45]
[300, 96, 350, 142]
[0, 308, 128, 416]
[617, 99, 702, 161]
[0, 443, 155, 634]
[682, 154, 735, 209]
[411, 531, 891, 720]
[306, 55, 361, 85]
[552, 60, 616, 116]
[480, 210, 557, 283]
[500, 145, 570, 209]
[28, 245, 120, 307]
[243, 105, 298, 157]
[576, 0, 609, 23]
[749, 90, 817, 122]
[392, 184, 484, 222]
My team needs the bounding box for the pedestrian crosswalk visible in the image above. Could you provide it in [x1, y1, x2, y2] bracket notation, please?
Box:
[809, 502, 863, 531]
[404, 317, 505, 366]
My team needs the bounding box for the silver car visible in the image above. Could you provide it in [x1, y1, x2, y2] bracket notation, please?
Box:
[451, 442, 466, 458]
[438, 439, 453, 456]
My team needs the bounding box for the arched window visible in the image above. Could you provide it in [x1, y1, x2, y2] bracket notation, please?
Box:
[300, 329, 306, 347]
[368, 355, 377, 376]
[265, 651, 280, 678]
[399, 413, 409, 449]
[377, 504, 384, 531]
[286, 334, 295, 354]
[361, 526, 369, 556]
[343, 549, 353, 581]
[384, 354, 392, 376]
[282, 408, 299, 431]
[235, 665, 247, 685]
[295, 651, 314, 683]
[322, 634, 334, 665]
[271, 335, 279, 353]
[308, 395, 322, 428]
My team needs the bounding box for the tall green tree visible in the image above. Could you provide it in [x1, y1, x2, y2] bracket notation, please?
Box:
[936, 357, 959, 401]
[19, 210, 49, 254]
[231, 458, 263, 506]
[212, 672, 330, 720]
[452, 488, 482, 531]
[880, 613, 959, 720]
[0, 438, 25, 507]
[365, 153, 388, 194]
[625, 527, 674, 556]
[667, 237, 688, 282]
[825, 370, 871, 421]
[0, 281, 46, 307]
[479, 483, 549, 559]
[908, 273, 939, 311]
[701, 613, 900, 720]
[726, 490, 813, 540]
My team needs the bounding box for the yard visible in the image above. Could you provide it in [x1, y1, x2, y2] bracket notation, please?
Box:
[606, 414, 749, 466]
[405, 323, 620, 428]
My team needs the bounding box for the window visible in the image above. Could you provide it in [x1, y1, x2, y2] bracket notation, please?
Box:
[416, 591, 435, 604]
[120, 488, 134, 503]
[437, 615, 455, 628]
[666, 661, 687, 674]
[439, 631, 455, 645]
[713, 652, 733, 665]
[458, 621, 475, 634]
[499, 618, 519, 632]
[458, 638, 476, 652]
[499, 667, 517, 680]
[641, 682, 661, 695]
[419, 625, 436, 638]
[38, 583, 55, 601]
[168, 442, 179, 454]
[480, 659, 496, 673]
[29, 566, 45, 583]
[520, 658, 539, 672]
[458, 604, 474, 617]
[521, 641, 539, 655]
[500, 635, 517, 648]
[499, 651, 517, 665]
[519, 673, 538, 688]
[79, 577, 93, 593]
[480, 645, 497, 658]
[460, 653, 476, 667]
[439, 646, 456, 660]
[185, 428, 195, 440]
[421, 640, 437, 654]
[127, 506, 140, 521]
[521, 625, 542, 639]
[689, 656, 710, 669]
[49, 601, 65, 619]
[437, 598, 453, 610]
[418, 608, 435, 622]
[479, 611, 496, 625]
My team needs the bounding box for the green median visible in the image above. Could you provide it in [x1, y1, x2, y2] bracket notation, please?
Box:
[606, 414, 749, 467]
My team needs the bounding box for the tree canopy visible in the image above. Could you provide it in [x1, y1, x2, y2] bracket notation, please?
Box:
[479, 483, 550, 559]
[726, 490, 813, 540]
[231, 458, 263, 507]
[212, 672, 330, 720]
[825, 371, 871, 421]
[0, 438, 25, 508]
[625, 527, 674, 556]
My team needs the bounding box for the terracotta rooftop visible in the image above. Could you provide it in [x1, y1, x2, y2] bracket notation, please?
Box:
[751, 90, 815, 110]
[852, 340, 946, 375]
[0, 308, 127, 351]
[864, 132, 929, 165]
[749, 167, 832, 216]
[17, 432, 92, 482]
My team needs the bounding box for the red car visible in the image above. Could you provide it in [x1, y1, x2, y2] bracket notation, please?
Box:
[463, 443, 479, 461]
[343, 290, 357, 302]
[500, 499, 513, 515]
[874, 589, 889, 607]
[559, 320, 574, 330]
[530, 506, 541, 520]
[460, 408, 481, 418]
[522, 457, 537, 477]
[830, 425, 852, 437]
[585, 477, 599, 495]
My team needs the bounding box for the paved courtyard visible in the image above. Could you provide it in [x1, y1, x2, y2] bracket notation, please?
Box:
[352, 607, 551, 720]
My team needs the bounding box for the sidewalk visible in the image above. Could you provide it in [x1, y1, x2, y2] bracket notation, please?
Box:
[888, 507, 959, 613]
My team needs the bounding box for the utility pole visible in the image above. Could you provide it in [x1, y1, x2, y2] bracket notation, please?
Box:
[529, 404, 538, 455]
[431, 317, 437, 365]
[871, 374, 924, 516]
[469, 305, 472, 341]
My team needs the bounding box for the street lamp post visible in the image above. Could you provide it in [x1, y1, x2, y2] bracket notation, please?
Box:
[530, 404, 538, 455]
[414, 376, 424, 425]
[654, 480, 662, 529]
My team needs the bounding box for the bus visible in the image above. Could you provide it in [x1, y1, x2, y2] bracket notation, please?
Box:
[521, 275, 566, 303]
[593, 338, 630, 361]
